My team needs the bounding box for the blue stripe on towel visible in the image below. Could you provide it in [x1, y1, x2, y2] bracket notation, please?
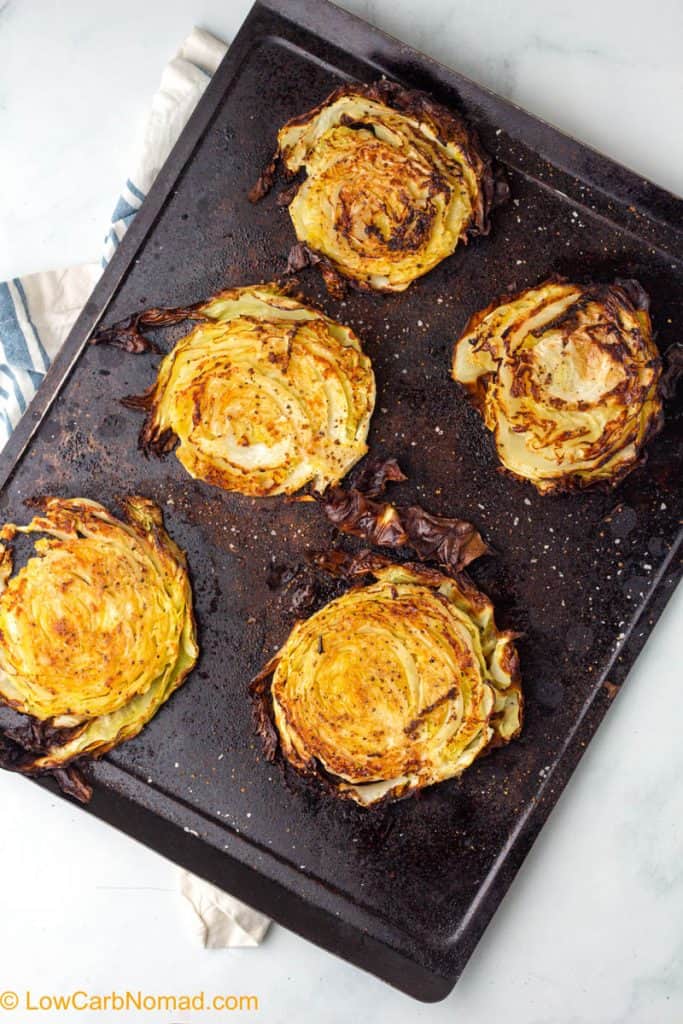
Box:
[0, 282, 34, 370]
[0, 410, 13, 440]
[12, 277, 50, 372]
[126, 178, 146, 203]
[111, 195, 139, 222]
[0, 363, 27, 415]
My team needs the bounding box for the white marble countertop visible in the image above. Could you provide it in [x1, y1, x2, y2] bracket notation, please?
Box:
[0, 1, 681, 1021]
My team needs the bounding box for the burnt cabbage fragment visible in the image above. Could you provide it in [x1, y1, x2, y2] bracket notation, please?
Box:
[317, 457, 489, 572]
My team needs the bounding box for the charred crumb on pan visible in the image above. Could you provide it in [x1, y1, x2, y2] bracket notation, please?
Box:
[286, 242, 321, 274]
[247, 152, 279, 203]
[319, 263, 348, 300]
[266, 561, 299, 590]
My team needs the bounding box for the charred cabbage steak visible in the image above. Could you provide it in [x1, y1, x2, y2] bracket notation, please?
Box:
[0, 497, 198, 801]
[250, 80, 504, 294]
[452, 278, 663, 493]
[252, 558, 522, 807]
[94, 284, 375, 497]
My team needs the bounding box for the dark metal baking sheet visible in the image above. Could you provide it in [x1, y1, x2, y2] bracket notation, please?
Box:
[1, 0, 681, 1002]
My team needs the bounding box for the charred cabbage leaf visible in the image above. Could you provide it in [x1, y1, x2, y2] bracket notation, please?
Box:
[252, 559, 522, 807]
[0, 497, 198, 799]
[98, 284, 375, 497]
[452, 278, 663, 493]
[251, 80, 504, 294]
[318, 457, 489, 572]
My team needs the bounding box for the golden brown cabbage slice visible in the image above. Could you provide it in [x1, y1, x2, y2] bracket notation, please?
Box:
[0, 497, 198, 797]
[118, 284, 375, 496]
[451, 278, 663, 493]
[251, 80, 502, 294]
[252, 561, 522, 806]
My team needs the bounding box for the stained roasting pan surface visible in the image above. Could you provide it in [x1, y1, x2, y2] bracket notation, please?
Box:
[1, 0, 681, 1002]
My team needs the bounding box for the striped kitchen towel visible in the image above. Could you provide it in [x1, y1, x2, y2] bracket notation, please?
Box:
[0, 27, 226, 450]
[0, 25, 272, 950]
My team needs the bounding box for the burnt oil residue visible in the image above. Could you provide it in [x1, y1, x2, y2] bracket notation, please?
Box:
[0, 4, 681, 1001]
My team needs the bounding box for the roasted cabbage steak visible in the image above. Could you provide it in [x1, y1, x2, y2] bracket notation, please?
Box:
[251, 80, 503, 293]
[104, 284, 376, 497]
[252, 560, 522, 806]
[0, 497, 198, 798]
[452, 278, 663, 493]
